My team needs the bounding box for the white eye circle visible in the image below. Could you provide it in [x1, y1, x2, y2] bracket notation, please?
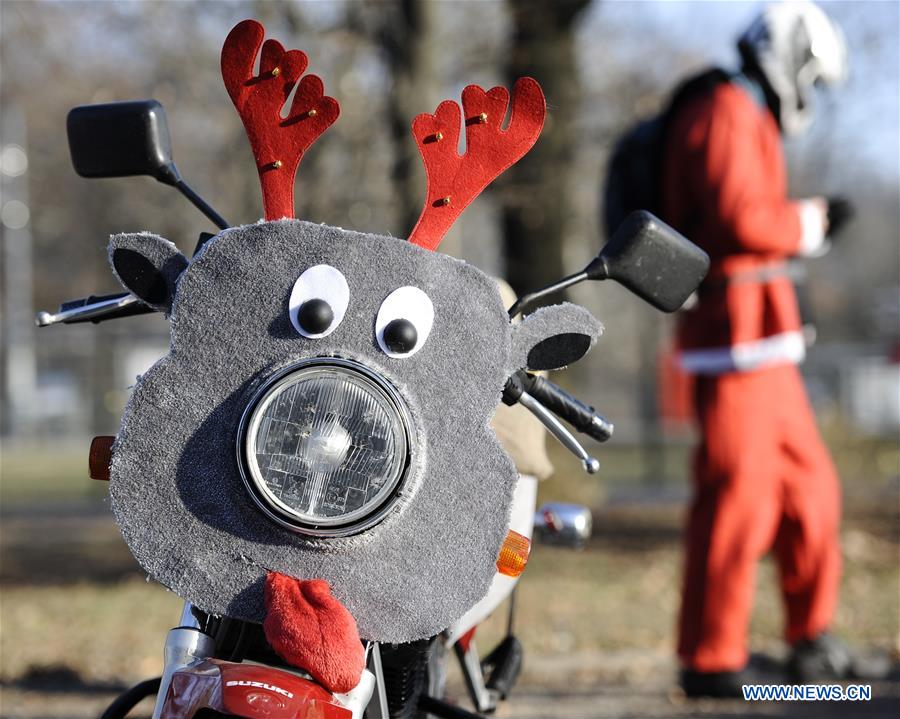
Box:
[376, 286, 434, 358]
[289, 265, 350, 338]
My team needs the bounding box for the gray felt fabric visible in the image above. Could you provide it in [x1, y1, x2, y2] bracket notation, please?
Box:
[109, 232, 189, 313]
[109, 219, 601, 642]
[511, 304, 602, 371]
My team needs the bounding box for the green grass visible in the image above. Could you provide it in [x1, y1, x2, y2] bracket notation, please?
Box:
[1, 441, 107, 506]
[2, 424, 896, 509]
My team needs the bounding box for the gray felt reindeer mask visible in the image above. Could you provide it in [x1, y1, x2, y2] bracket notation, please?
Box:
[106, 19, 601, 691]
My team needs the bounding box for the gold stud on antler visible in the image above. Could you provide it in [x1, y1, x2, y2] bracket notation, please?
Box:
[222, 19, 341, 221]
[407, 77, 546, 251]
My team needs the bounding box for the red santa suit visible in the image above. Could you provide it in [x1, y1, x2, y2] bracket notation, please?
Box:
[661, 78, 842, 672]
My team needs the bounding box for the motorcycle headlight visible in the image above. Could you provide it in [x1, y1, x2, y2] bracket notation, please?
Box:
[238, 359, 412, 537]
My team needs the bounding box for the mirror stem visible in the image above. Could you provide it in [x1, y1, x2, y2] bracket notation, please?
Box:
[156, 162, 229, 231]
[508, 271, 588, 319]
[174, 179, 230, 231]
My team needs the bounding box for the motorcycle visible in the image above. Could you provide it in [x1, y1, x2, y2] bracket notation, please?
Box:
[37, 19, 708, 719]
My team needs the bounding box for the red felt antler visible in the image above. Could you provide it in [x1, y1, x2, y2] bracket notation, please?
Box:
[407, 77, 546, 251]
[221, 20, 339, 221]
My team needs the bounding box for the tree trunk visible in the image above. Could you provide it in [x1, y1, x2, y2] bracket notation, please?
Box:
[502, 0, 590, 295]
[379, 0, 439, 238]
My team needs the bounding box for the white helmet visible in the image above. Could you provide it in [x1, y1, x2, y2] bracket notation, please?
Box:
[738, 1, 848, 135]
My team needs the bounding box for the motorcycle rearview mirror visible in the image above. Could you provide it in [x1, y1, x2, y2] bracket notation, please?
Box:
[508, 211, 709, 318]
[68, 100, 177, 183]
[584, 211, 710, 313]
[66, 100, 229, 231]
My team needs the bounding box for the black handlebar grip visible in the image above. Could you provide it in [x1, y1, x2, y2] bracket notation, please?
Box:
[502, 372, 525, 406]
[521, 373, 614, 442]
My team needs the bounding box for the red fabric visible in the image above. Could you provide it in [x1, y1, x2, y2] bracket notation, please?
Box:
[221, 20, 340, 221]
[408, 78, 545, 251]
[677, 365, 842, 671]
[661, 82, 804, 352]
[263, 573, 365, 694]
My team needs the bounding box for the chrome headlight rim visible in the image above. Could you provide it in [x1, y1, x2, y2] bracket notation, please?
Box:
[236, 357, 414, 538]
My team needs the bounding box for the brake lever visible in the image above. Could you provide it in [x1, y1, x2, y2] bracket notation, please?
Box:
[37, 231, 215, 328]
[35, 292, 152, 327]
[516, 391, 600, 474]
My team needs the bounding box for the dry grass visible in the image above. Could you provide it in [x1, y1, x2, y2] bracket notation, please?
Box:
[1, 509, 895, 691]
[1, 580, 182, 687]
[481, 512, 899, 671]
[0, 437, 896, 717]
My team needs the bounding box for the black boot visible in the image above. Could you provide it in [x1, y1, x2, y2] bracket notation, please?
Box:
[787, 632, 890, 682]
[680, 668, 747, 699]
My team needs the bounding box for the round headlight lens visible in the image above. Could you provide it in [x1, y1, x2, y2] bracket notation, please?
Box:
[240, 361, 410, 535]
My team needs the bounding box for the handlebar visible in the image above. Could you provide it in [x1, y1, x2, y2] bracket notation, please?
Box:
[35, 231, 219, 328]
[35, 292, 154, 327]
[503, 370, 613, 443]
[521, 373, 613, 442]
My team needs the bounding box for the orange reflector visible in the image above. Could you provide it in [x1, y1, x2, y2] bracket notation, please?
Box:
[496, 530, 531, 577]
[89, 436, 115, 481]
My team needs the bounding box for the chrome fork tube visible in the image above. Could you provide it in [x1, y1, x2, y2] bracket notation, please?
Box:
[151, 602, 215, 719]
[178, 602, 201, 630]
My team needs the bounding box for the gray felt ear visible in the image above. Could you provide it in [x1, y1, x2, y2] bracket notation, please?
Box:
[509, 303, 603, 371]
[109, 233, 189, 313]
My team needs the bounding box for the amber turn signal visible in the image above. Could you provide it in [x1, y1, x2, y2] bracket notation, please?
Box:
[89, 436, 115, 481]
[496, 530, 531, 577]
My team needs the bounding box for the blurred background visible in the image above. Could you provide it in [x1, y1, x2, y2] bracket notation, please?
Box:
[1, 1, 897, 717]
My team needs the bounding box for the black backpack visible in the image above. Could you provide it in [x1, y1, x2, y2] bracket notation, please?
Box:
[602, 68, 731, 238]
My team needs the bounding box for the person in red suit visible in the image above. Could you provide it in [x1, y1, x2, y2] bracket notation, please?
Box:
[659, 2, 856, 697]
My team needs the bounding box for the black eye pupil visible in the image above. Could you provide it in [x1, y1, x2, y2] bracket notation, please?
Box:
[297, 298, 334, 335]
[383, 319, 418, 353]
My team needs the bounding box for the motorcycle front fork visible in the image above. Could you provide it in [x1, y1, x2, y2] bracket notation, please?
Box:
[151, 605, 380, 719]
[149, 485, 590, 718]
[150, 606, 215, 719]
[455, 638, 499, 713]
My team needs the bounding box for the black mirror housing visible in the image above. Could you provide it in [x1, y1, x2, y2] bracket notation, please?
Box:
[587, 211, 709, 312]
[67, 100, 178, 185]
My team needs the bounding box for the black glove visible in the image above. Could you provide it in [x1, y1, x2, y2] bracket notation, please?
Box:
[826, 196, 856, 239]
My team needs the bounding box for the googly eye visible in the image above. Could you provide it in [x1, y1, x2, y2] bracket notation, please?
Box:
[289, 265, 349, 338]
[376, 286, 434, 358]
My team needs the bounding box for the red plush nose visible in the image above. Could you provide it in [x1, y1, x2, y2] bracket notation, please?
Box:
[263, 572, 366, 694]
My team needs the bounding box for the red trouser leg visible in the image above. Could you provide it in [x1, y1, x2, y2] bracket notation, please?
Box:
[772, 366, 842, 645]
[677, 368, 784, 671]
[677, 365, 842, 671]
